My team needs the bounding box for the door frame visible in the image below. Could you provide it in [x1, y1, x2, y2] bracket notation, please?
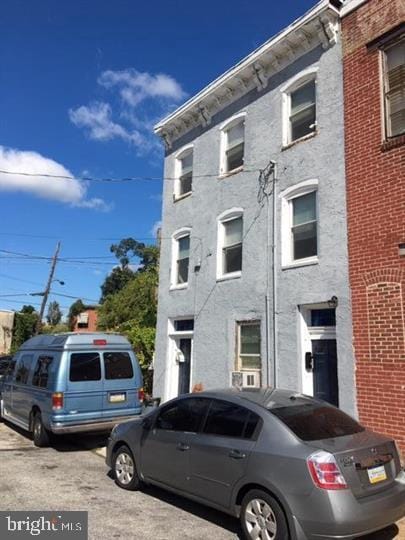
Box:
[166, 318, 194, 401]
[299, 304, 337, 397]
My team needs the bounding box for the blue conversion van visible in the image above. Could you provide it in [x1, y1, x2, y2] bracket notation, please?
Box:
[0, 333, 144, 447]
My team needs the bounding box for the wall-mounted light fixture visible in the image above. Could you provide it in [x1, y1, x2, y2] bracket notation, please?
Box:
[328, 295, 338, 309]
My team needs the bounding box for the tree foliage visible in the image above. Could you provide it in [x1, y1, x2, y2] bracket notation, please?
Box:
[46, 300, 62, 326]
[100, 266, 135, 303]
[67, 299, 86, 330]
[110, 238, 159, 270]
[42, 323, 70, 334]
[10, 306, 39, 353]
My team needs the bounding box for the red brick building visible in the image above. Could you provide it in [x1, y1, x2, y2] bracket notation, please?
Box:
[72, 307, 98, 333]
[341, 0, 405, 450]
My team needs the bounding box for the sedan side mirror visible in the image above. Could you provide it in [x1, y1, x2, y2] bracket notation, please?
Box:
[142, 416, 153, 430]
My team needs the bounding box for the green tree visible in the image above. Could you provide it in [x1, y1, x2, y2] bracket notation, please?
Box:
[110, 238, 159, 270]
[10, 306, 39, 353]
[100, 266, 135, 302]
[67, 299, 86, 330]
[42, 323, 70, 334]
[46, 300, 62, 326]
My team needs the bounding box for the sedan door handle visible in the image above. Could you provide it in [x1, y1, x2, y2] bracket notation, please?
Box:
[177, 443, 190, 452]
[229, 449, 246, 460]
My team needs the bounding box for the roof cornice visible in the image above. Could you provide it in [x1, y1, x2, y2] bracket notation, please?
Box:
[154, 1, 340, 148]
[341, 0, 368, 17]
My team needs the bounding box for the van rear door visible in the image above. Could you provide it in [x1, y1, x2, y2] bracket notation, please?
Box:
[64, 352, 103, 423]
[101, 351, 142, 419]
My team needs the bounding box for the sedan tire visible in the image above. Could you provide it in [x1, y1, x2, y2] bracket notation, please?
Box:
[240, 489, 289, 540]
[113, 445, 140, 491]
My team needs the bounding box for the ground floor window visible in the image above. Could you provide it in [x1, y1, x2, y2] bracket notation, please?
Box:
[235, 321, 261, 387]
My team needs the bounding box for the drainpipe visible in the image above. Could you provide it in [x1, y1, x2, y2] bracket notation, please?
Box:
[271, 163, 278, 388]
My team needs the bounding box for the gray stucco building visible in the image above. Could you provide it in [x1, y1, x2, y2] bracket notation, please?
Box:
[153, 0, 357, 416]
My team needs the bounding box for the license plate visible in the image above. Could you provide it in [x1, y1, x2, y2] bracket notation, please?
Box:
[367, 465, 387, 484]
[109, 393, 126, 403]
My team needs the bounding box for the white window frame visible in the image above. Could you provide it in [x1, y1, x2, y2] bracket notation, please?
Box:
[174, 144, 194, 200]
[171, 227, 192, 289]
[236, 320, 262, 373]
[216, 208, 243, 280]
[281, 67, 319, 147]
[219, 112, 246, 177]
[280, 179, 319, 269]
[381, 36, 405, 140]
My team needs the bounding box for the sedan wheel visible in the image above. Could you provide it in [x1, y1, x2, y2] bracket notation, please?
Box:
[113, 445, 140, 491]
[241, 489, 289, 540]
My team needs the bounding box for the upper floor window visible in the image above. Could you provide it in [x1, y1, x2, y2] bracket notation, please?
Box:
[280, 179, 318, 268]
[282, 68, 318, 146]
[171, 229, 191, 288]
[220, 114, 246, 175]
[175, 146, 193, 199]
[217, 211, 243, 279]
[383, 38, 405, 138]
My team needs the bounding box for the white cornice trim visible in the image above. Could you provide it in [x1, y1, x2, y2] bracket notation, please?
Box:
[154, 1, 340, 146]
[341, 0, 368, 17]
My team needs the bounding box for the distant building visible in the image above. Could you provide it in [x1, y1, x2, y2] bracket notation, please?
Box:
[72, 307, 98, 333]
[0, 310, 15, 355]
[341, 0, 405, 450]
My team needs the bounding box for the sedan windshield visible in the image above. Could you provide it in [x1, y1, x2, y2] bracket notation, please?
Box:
[269, 403, 365, 441]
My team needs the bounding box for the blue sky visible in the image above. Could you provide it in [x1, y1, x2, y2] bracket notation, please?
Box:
[0, 0, 316, 316]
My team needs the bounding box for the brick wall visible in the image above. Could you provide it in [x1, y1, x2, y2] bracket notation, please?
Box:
[342, 0, 405, 451]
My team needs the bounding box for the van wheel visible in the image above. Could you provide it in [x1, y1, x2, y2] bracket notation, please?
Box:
[240, 489, 289, 540]
[113, 445, 140, 491]
[32, 412, 50, 448]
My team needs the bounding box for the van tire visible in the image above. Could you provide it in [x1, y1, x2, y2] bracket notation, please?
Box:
[32, 412, 50, 448]
[113, 445, 140, 491]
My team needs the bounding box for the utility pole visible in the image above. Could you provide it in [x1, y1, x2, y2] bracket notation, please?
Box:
[35, 241, 61, 334]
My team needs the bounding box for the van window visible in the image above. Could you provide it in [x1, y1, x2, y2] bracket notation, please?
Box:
[70, 353, 101, 382]
[15, 354, 33, 385]
[32, 356, 53, 388]
[104, 352, 133, 380]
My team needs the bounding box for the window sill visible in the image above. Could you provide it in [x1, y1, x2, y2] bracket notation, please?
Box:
[173, 192, 192, 203]
[218, 166, 244, 179]
[381, 134, 405, 152]
[169, 283, 188, 291]
[281, 257, 319, 271]
[282, 131, 317, 151]
[216, 271, 242, 282]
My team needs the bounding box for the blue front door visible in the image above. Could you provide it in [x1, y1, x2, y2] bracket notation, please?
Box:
[311, 339, 338, 406]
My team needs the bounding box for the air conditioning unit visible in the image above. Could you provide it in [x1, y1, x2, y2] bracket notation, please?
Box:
[242, 371, 261, 388]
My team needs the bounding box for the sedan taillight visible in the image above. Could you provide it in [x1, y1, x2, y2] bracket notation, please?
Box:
[307, 450, 348, 490]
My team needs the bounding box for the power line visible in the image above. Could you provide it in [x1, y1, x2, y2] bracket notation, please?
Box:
[0, 167, 262, 183]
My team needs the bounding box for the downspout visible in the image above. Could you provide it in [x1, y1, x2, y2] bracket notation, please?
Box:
[272, 163, 278, 388]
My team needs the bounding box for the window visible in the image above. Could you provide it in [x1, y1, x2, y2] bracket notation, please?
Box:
[269, 403, 364, 441]
[32, 355, 53, 388]
[15, 354, 33, 385]
[291, 191, 317, 261]
[104, 352, 133, 380]
[69, 352, 101, 382]
[237, 322, 261, 371]
[311, 309, 336, 327]
[220, 114, 246, 175]
[203, 400, 259, 439]
[217, 211, 243, 278]
[176, 234, 190, 285]
[174, 319, 194, 331]
[289, 80, 316, 142]
[77, 312, 89, 329]
[155, 398, 208, 432]
[176, 148, 193, 197]
[383, 38, 405, 138]
[280, 180, 319, 267]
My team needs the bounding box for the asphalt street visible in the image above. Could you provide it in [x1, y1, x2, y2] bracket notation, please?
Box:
[0, 421, 404, 540]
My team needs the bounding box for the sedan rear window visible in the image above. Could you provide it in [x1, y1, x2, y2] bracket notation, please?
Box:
[270, 403, 364, 441]
[104, 352, 133, 380]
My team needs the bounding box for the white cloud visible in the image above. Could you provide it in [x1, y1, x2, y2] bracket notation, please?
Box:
[98, 69, 186, 107]
[151, 220, 162, 238]
[0, 146, 111, 211]
[70, 68, 186, 155]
